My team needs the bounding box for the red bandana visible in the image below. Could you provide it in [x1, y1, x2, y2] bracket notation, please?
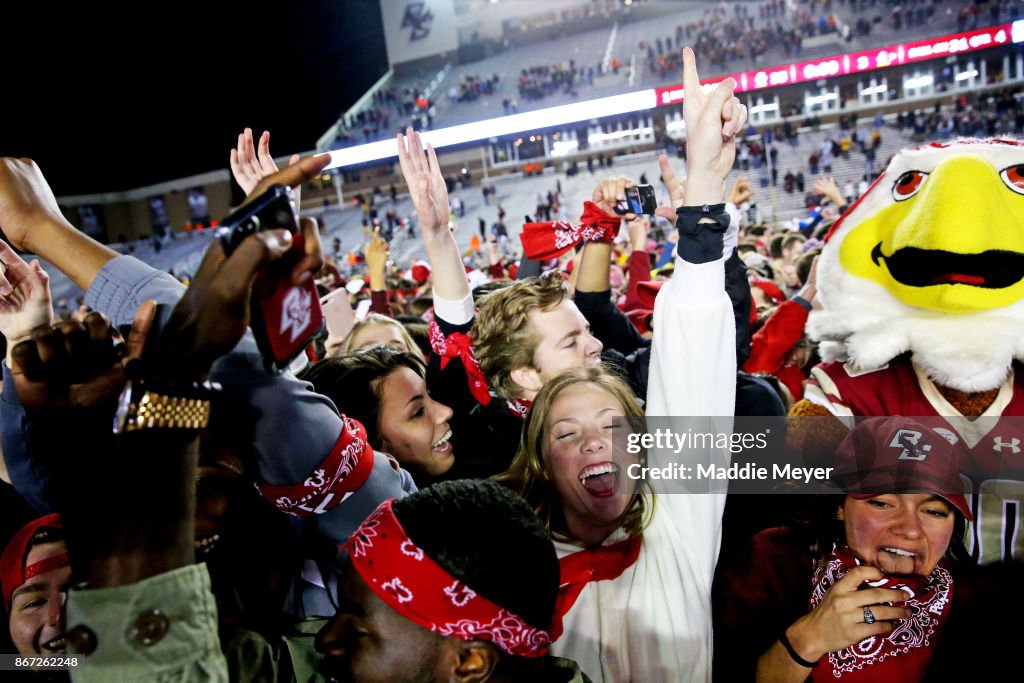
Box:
[348, 500, 552, 658]
[519, 201, 621, 260]
[506, 397, 532, 420]
[429, 321, 491, 406]
[255, 417, 375, 517]
[550, 535, 642, 640]
[809, 544, 952, 681]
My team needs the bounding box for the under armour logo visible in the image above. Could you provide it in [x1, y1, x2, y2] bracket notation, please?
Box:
[890, 429, 932, 461]
[993, 436, 1022, 454]
[280, 286, 312, 343]
[401, 2, 434, 41]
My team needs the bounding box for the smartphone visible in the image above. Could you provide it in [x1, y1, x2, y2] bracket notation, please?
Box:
[217, 185, 324, 372]
[623, 185, 658, 215]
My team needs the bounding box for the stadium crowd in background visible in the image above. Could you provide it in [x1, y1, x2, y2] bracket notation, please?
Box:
[3, 26, 1024, 683]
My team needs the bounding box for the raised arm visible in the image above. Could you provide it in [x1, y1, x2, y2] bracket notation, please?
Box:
[574, 177, 654, 354]
[647, 47, 746, 418]
[8, 220, 303, 679]
[0, 242, 54, 499]
[0, 158, 118, 292]
[397, 129, 470, 308]
[365, 227, 392, 316]
[574, 176, 633, 293]
[644, 50, 746, 590]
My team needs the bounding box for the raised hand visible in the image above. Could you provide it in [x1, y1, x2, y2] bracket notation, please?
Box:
[0, 242, 54, 366]
[229, 128, 303, 206]
[365, 227, 389, 291]
[592, 176, 636, 220]
[727, 176, 755, 206]
[0, 158, 69, 252]
[396, 128, 450, 244]
[240, 154, 331, 288]
[679, 47, 748, 205]
[814, 175, 844, 207]
[10, 303, 154, 410]
[396, 128, 468, 301]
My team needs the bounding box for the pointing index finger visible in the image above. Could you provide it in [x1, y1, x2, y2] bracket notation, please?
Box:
[682, 47, 699, 100]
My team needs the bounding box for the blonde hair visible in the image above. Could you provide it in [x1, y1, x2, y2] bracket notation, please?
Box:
[472, 272, 566, 401]
[333, 313, 423, 360]
[495, 367, 654, 543]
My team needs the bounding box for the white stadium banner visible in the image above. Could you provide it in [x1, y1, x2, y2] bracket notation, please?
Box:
[381, 0, 458, 65]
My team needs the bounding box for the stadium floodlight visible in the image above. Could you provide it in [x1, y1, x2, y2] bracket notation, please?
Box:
[325, 89, 656, 170]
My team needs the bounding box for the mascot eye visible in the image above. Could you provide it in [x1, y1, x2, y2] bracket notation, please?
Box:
[999, 165, 1024, 195]
[891, 171, 928, 201]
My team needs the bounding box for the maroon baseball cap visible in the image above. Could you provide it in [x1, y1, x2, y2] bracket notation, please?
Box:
[832, 417, 972, 520]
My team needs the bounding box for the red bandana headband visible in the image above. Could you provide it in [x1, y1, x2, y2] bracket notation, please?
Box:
[429, 321, 492, 406]
[809, 544, 952, 682]
[348, 500, 552, 658]
[520, 201, 621, 260]
[255, 417, 375, 517]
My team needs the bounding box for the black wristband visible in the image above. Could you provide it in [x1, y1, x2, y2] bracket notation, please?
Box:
[675, 203, 729, 231]
[779, 630, 819, 668]
[674, 203, 729, 264]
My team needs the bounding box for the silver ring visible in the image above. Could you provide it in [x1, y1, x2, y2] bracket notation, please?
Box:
[863, 607, 876, 625]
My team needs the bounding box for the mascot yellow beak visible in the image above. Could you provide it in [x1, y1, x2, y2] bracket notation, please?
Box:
[839, 154, 1024, 312]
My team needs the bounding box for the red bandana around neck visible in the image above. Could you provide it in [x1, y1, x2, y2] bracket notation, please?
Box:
[506, 397, 532, 420]
[550, 535, 642, 640]
[429, 321, 492, 406]
[520, 201, 621, 260]
[255, 416, 375, 517]
[809, 544, 952, 682]
[347, 500, 552, 658]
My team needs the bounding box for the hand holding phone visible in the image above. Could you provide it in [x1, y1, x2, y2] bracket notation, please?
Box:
[216, 184, 324, 371]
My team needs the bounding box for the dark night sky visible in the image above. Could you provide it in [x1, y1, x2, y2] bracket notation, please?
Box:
[2, 1, 389, 197]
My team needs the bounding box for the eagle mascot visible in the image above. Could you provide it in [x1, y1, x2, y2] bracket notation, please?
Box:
[791, 138, 1024, 564]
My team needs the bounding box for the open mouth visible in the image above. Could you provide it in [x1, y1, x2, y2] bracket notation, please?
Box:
[432, 429, 453, 454]
[578, 462, 620, 497]
[881, 546, 918, 558]
[41, 635, 66, 653]
[872, 243, 1024, 288]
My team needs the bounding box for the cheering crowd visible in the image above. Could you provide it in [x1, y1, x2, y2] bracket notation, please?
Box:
[2, 45, 1024, 682]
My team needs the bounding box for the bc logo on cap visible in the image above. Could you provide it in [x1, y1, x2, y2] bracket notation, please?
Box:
[890, 430, 932, 462]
